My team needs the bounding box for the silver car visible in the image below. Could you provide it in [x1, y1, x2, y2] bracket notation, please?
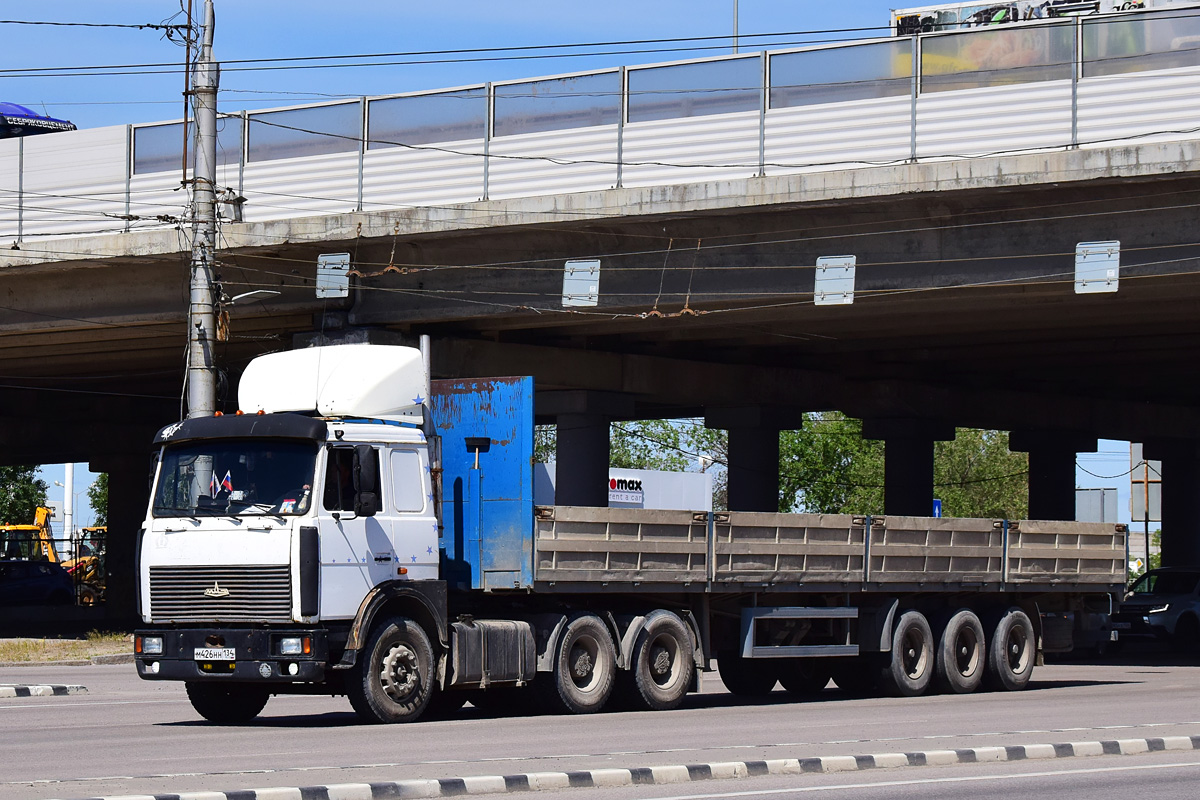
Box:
[1112, 567, 1200, 652]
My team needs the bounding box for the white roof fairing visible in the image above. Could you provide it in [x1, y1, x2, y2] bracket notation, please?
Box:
[237, 344, 427, 421]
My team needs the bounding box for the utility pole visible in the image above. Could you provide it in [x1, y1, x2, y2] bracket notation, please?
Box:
[187, 0, 219, 418]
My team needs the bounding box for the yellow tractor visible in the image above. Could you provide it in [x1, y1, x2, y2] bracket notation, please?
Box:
[0, 506, 58, 562]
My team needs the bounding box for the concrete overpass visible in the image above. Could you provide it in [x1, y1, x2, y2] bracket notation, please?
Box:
[5, 10, 1200, 620]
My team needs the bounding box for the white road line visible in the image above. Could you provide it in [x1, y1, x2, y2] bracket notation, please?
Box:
[643, 759, 1200, 800]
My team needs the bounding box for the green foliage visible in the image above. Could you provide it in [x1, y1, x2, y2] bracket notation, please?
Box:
[88, 473, 109, 527]
[779, 413, 1028, 518]
[779, 413, 884, 514]
[0, 465, 48, 524]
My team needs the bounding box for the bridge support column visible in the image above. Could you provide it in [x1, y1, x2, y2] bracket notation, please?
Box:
[1144, 440, 1200, 567]
[90, 451, 153, 626]
[1010, 431, 1097, 521]
[540, 391, 635, 508]
[706, 407, 804, 512]
[863, 419, 954, 517]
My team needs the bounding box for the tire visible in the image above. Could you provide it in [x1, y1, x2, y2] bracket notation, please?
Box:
[985, 607, 1035, 691]
[935, 609, 986, 694]
[537, 614, 616, 714]
[626, 611, 694, 711]
[883, 610, 934, 697]
[717, 650, 777, 696]
[1172, 615, 1200, 654]
[778, 659, 832, 696]
[185, 682, 269, 724]
[77, 585, 100, 606]
[347, 616, 435, 724]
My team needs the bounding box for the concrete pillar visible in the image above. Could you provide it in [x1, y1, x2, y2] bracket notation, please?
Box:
[1009, 431, 1097, 521]
[863, 419, 955, 517]
[90, 453, 152, 626]
[555, 413, 610, 507]
[539, 391, 635, 509]
[1144, 440, 1200, 567]
[726, 425, 780, 512]
[706, 407, 804, 513]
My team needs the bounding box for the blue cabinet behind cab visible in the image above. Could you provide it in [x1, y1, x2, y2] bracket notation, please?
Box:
[431, 376, 535, 591]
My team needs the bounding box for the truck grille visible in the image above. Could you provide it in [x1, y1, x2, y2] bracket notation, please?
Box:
[149, 565, 292, 623]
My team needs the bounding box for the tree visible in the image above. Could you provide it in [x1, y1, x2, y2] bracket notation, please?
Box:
[88, 473, 109, 527]
[779, 413, 1028, 518]
[0, 465, 49, 524]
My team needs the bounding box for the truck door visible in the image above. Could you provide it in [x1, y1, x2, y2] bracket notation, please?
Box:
[386, 446, 438, 581]
[317, 445, 395, 618]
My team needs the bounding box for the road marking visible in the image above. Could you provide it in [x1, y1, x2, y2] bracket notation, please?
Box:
[644, 758, 1200, 799]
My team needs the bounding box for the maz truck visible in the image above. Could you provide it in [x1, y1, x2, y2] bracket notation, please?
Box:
[134, 343, 1125, 724]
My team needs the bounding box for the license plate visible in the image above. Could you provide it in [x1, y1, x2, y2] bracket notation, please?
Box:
[194, 647, 236, 661]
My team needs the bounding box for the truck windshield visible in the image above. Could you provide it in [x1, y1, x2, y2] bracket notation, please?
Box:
[153, 439, 318, 517]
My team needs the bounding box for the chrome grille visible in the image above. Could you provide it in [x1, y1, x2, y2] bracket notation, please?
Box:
[149, 565, 292, 623]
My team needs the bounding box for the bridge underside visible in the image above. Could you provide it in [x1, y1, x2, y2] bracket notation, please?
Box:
[4, 144, 1200, 619]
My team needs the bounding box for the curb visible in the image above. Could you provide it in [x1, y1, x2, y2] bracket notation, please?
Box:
[57, 734, 1200, 800]
[0, 653, 134, 667]
[0, 683, 87, 698]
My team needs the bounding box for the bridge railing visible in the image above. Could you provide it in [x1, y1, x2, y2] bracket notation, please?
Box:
[3, 5, 1200, 242]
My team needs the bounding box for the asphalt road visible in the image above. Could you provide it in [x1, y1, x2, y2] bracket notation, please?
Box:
[2, 655, 1198, 800]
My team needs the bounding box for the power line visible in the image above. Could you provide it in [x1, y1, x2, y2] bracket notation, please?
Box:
[0, 19, 186, 30]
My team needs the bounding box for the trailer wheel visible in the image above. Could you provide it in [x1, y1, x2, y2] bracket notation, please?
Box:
[778, 659, 832, 696]
[883, 610, 934, 697]
[717, 651, 777, 696]
[985, 607, 1035, 691]
[347, 615, 435, 723]
[185, 682, 269, 724]
[539, 614, 616, 714]
[626, 610, 694, 711]
[934, 609, 986, 694]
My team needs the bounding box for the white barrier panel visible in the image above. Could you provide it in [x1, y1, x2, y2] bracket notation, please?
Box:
[764, 95, 911, 176]
[1078, 66, 1200, 148]
[361, 139, 485, 211]
[621, 110, 761, 189]
[20, 126, 128, 238]
[241, 151, 359, 222]
[0, 139, 19, 240]
[916, 80, 1073, 159]
[488, 125, 619, 201]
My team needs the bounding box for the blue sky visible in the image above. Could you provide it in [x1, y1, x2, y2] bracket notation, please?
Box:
[7, 1, 899, 130]
[16, 1, 1139, 528]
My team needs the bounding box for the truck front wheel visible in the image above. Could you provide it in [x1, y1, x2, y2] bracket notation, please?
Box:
[348, 615, 435, 724]
[185, 682, 269, 724]
[539, 613, 616, 714]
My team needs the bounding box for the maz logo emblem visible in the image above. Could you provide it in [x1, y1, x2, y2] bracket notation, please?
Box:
[203, 582, 230, 598]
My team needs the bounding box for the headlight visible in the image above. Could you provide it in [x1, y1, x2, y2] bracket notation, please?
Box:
[280, 637, 303, 655]
[140, 635, 163, 655]
[1149, 604, 1171, 614]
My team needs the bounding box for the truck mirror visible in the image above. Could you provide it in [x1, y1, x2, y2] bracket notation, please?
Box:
[353, 445, 380, 517]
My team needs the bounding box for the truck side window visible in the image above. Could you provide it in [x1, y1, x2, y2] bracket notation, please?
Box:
[322, 447, 380, 512]
[390, 449, 425, 512]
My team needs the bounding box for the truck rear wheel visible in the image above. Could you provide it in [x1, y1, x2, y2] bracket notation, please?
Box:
[185, 682, 269, 724]
[348, 615, 435, 723]
[627, 610, 693, 711]
[717, 651, 777, 696]
[985, 608, 1035, 691]
[883, 610, 934, 697]
[539, 613, 616, 714]
[935, 609, 986, 694]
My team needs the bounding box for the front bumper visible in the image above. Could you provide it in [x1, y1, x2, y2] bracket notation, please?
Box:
[134, 627, 329, 683]
[1110, 612, 1169, 641]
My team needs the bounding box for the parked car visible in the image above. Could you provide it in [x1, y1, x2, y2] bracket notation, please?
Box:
[1112, 567, 1200, 652]
[0, 559, 74, 606]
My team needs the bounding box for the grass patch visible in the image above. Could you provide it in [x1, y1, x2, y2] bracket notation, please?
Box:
[0, 630, 131, 663]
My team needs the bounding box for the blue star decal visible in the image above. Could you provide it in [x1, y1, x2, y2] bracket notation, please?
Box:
[410, 554, 418, 562]
[413, 394, 424, 405]
[426, 546, 434, 555]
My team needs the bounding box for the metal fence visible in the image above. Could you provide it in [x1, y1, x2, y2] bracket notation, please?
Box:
[3, 7, 1200, 240]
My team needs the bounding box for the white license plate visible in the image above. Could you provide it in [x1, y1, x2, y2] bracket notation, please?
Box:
[194, 647, 236, 661]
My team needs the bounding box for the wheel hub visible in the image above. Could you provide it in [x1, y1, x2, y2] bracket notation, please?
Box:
[571, 647, 594, 679]
[651, 646, 671, 676]
[380, 643, 418, 701]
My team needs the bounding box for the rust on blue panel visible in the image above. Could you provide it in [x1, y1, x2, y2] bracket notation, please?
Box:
[430, 376, 534, 591]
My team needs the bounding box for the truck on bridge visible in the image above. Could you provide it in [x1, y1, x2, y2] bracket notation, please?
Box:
[133, 343, 1125, 723]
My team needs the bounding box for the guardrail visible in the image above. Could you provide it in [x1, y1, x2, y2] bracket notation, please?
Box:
[3, 6, 1200, 241]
